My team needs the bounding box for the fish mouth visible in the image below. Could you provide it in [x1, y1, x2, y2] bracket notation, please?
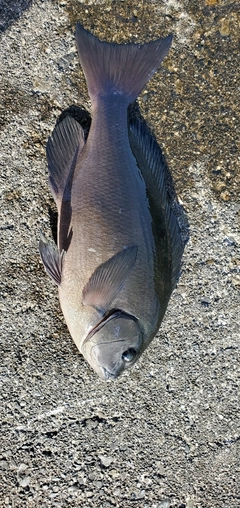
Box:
[101, 368, 119, 381]
[91, 366, 119, 381]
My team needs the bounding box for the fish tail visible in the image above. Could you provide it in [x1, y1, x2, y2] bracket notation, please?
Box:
[76, 23, 172, 103]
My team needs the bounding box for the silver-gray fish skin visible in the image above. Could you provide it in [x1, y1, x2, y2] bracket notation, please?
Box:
[39, 23, 184, 380]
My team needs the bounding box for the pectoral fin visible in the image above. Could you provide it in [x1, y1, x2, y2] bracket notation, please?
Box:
[39, 232, 64, 285]
[82, 245, 138, 312]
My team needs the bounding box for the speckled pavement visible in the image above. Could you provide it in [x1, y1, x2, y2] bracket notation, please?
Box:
[0, 1, 239, 507]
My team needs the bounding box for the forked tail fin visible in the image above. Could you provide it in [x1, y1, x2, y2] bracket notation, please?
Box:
[76, 23, 172, 103]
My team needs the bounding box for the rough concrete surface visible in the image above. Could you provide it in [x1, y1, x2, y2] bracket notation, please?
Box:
[0, 1, 239, 507]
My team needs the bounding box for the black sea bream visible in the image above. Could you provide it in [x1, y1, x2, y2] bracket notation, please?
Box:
[39, 23, 185, 380]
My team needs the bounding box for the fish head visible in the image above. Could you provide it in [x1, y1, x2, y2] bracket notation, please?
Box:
[82, 310, 142, 380]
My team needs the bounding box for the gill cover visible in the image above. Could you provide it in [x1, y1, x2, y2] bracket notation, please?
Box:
[82, 310, 142, 380]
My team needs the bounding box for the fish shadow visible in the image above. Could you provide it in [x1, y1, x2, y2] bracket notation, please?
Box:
[0, 0, 32, 32]
[58, 104, 91, 140]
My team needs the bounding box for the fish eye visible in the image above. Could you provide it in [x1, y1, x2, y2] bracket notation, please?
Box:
[122, 348, 136, 362]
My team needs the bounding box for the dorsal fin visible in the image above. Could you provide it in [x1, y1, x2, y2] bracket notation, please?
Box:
[46, 115, 85, 207]
[82, 246, 138, 313]
[129, 116, 184, 290]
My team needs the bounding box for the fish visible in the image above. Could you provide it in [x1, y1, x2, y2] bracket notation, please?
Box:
[39, 22, 185, 380]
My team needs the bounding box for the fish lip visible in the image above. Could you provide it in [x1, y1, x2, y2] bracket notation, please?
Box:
[94, 366, 119, 381]
[102, 368, 119, 381]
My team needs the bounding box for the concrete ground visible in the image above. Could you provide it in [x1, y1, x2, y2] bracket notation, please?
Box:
[0, 1, 239, 507]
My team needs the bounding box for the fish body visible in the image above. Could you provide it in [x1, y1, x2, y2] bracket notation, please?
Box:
[39, 23, 184, 380]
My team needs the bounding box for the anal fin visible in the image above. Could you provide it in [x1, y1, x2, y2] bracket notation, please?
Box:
[47, 115, 85, 207]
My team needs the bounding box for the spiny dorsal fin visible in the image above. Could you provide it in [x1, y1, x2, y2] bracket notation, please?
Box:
[129, 116, 184, 289]
[46, 115, 85, 206]
[39, 231, 64, 285]
[82, 245, 138, 313]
